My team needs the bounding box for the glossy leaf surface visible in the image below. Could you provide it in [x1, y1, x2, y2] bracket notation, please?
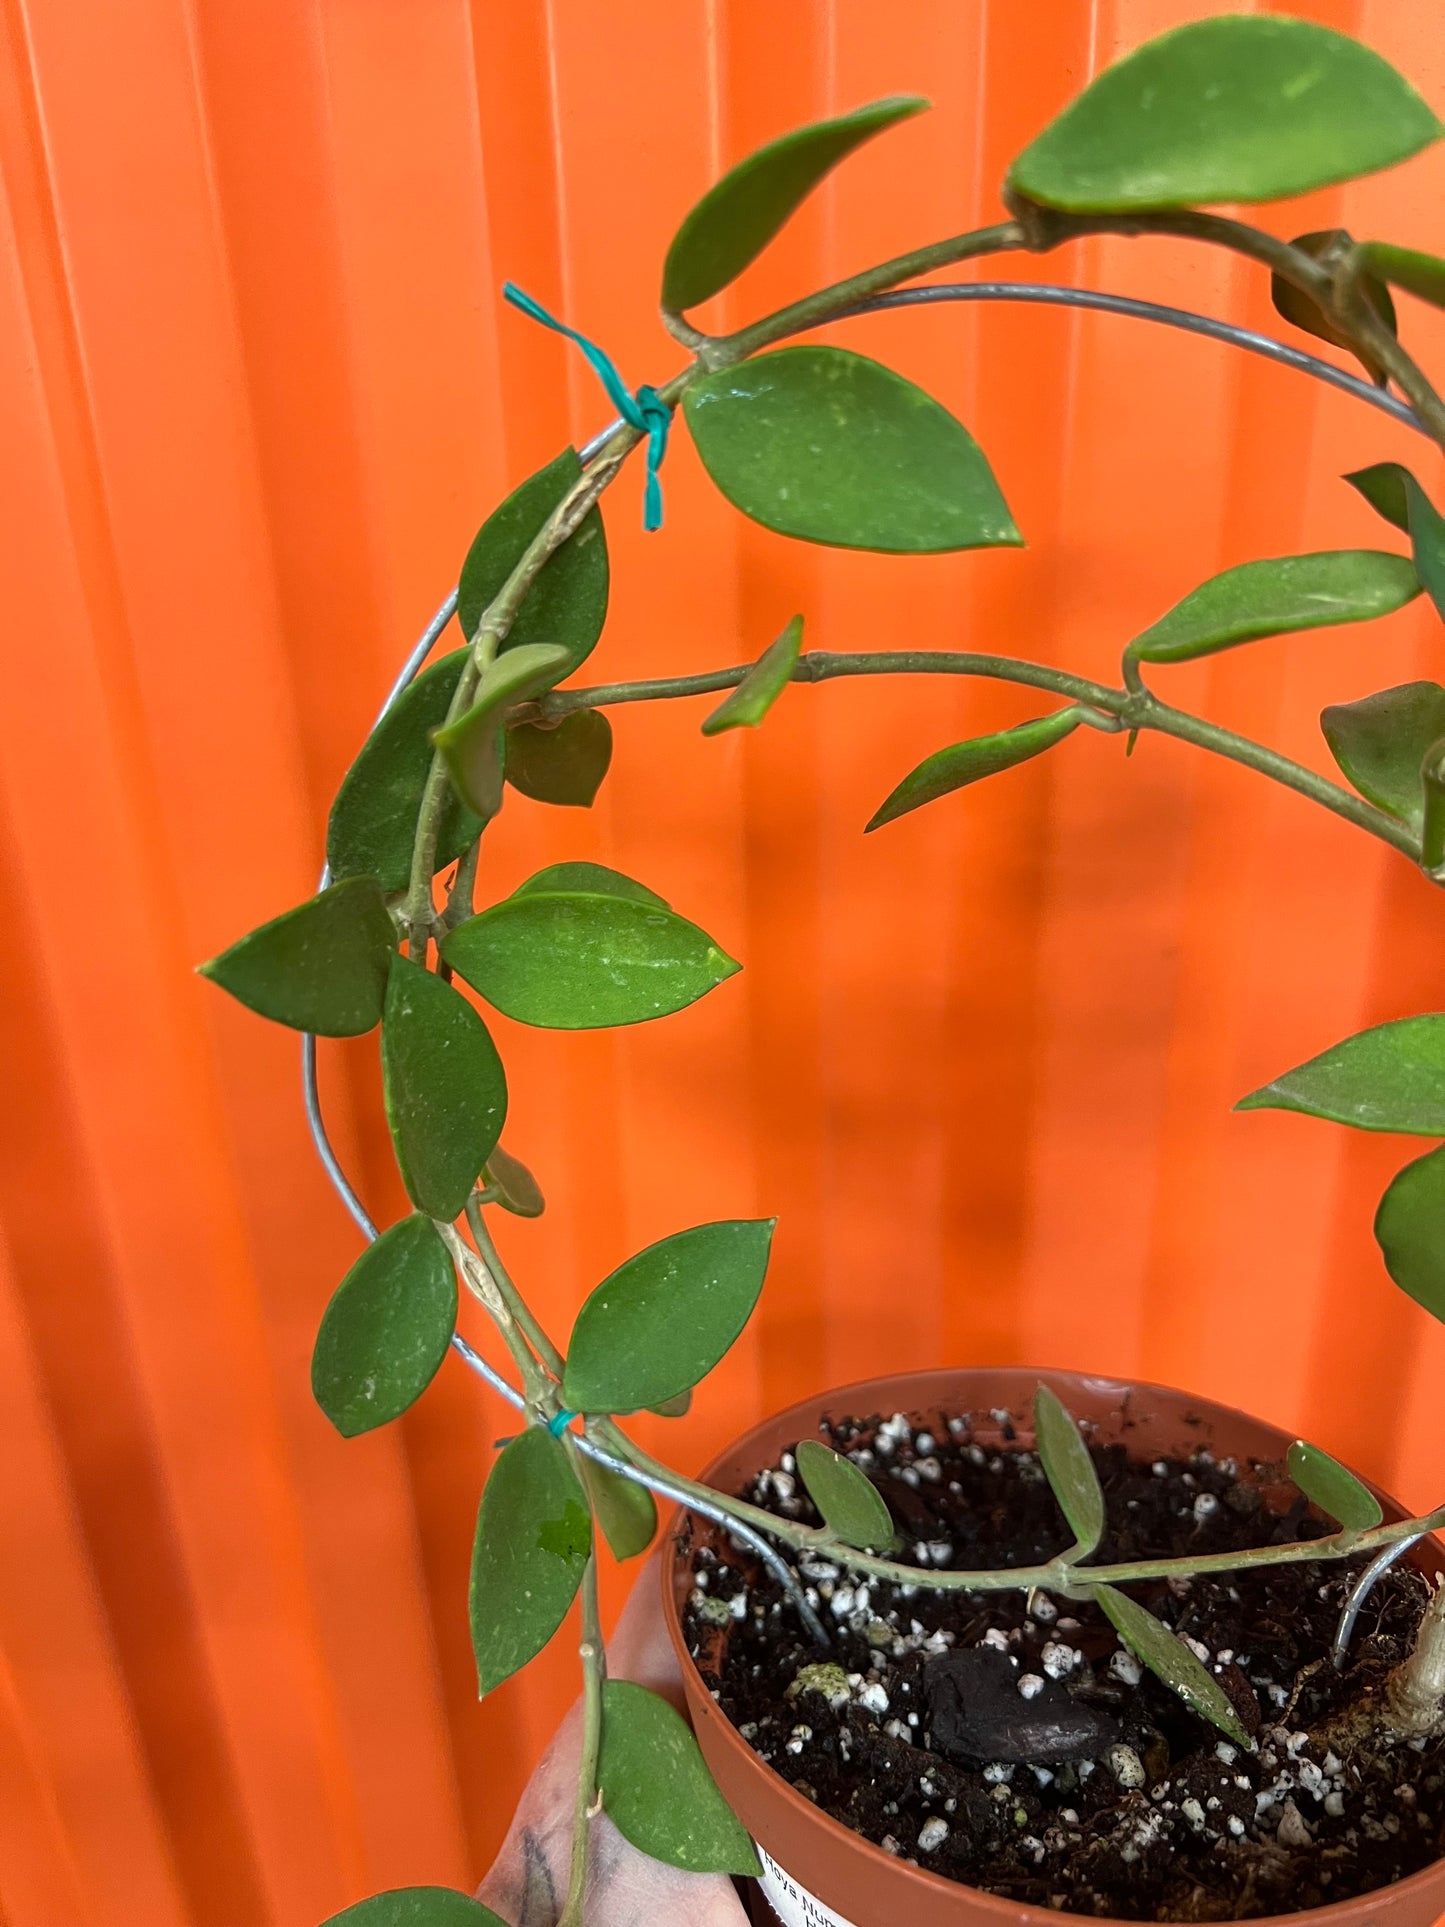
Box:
[1269, 230, 1395, 382]
[1093, 1585, 1250, 1746]
[456, 448, 609, 666]
[432, 643, 572, 819]
[1286, 1440, 1382, 1533]
[1033, 1383, 1105, 1560]
[311, 1215, 456, 1437]
[510, 861, 667, 908]
[505, 709, 613, 806]
[484, 1143, 546, 1219]
[867, 709, 1082, 831]
[580, 1456, 658, 1561]
[1321, 681, 1445, 830]
[597, 1681, 760, 1874]
[442, 889, 739, 1030]
[198, 877, 396, 1037]
[382, 956, 507, 1221]
[470, 1427, 590, 1694]
[1361, 241, 1445, 311]
[326, 648, 484, 892]
[1008, 16, 1440, 212]
[795, 1438, 894, 1551]
[1237, 1015, 1445, 1134]
[1376, 1145, 1445, 1323]
[321, 1890, 508, 1927]
[662, 97, 927, 311]
[702, 615, 803, 735]
[1129, 551, 1419, 663]
[563, 1219, 775, 1414]
[684, 347, 1020, 554]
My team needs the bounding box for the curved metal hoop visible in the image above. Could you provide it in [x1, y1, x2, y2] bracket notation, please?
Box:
[299, 279, 1428, 1651]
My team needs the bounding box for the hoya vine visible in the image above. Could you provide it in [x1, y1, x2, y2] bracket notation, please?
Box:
[200, 17, 1445, 1926]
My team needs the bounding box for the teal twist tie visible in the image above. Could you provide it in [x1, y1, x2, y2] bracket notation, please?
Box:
[547, 1408, 579, 1439]
[503, 281, 672, 531]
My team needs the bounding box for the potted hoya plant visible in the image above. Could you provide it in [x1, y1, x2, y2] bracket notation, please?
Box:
[200, 15, 1445, 1927]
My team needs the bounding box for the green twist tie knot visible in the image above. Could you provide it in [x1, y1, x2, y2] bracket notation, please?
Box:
[503, 281, 673, 531]
[547, 1407, 579, 1439]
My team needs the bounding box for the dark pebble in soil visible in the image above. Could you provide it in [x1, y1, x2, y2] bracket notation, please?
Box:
[925, 1646, 1121, 1764]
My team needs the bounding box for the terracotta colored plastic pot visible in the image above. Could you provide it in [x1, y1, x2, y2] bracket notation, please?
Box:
[663, 1368, 1445, 1927]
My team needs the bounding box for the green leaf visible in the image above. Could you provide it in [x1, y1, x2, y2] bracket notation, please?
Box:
[562, 1219, 775, 1414]
[442, 889, 739, 1031]
[381, 956, 507, 1221]
[510, 861, 667, 908]
[1344, 461, 1412, 535]
[311, 1215, 456, 1437]
[702, 615, 803, 736]
[1399, 472, 1445, 624]
[580, 1456, 658, 1561]
[199, 877, 396, 1037]
[597, 1681, 760, 1875]
[794, 1438, 894, 1551]
[505, 709, 613, 807]
[456, 449, 609, 667]
[1092, 1585, 1250, 1747]
[1377, 1145, 1445, 1321]
[1237, 1015, 1445, 1134]
[320, 1889, 509, 1927]
[432, 643, 573, 819]
[649, 1388, 693, 1419]
[1270, 230, 1396, 383]
[1128, 551, 1419, 663]
[1033, 1384, 1106, 1561]
[470, 1427, 591, 1694]
[1008, 16, 1441, 213]
[866, 709, 1083, 832]
[326, 649, 485, 893]
[683, 346, 1021, 554]
[1360, 241, 1445, 312]
[1321, 681, 1445, 831]
[662, 97, 927, 312]
[1423, 741, 1445, 872]
[1286, 1439, 1382, 1533]
[484, 1143, 545, 1219]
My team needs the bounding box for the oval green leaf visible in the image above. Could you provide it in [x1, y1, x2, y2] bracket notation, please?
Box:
[1033, 1383, 1106, 1561]
[1345, 461, 1412, 535]
[442, 891, 740, 1031]
[1422, 740, 1445, 872]
[321, 1889, 508, 1927]
[683, 346, 1021, 554]
[794, 1438, 894, 1552]
[580, 1456, 658, 1561]
[456, 448, 609, 666]
[1399, 472, 1445, 623]
[866, 708, 1083, 832]
[484, 1143, 545, 1219]
[1128, 551, 1419, 664]
[470, 1426, 591, 1695]
[662, 97, 927, 312]
[311, 1215, 456, 1437]
[1092, 1584, 1250, 1747]
[432, 642, 573, 818]
[1237, 1014, 1445, 1134]
[702, 615, 803, 736]
[1286, 1439, 1382, 1533]
[382, 956, 507, 1221]
[327, 648, 486, 893]
[1270, 230, 1396, 383]
[198, 877, 396, 1037]
[1008, 16, 1441, 213]
[1321, 681, 1445, 831]
[562, 1219, 775, 1415]
[505, 709, 613, 807]
[1360, 241, 1445, 312]
[510, 861, 667, 908]
[598, 1680, 760, 1875]
[1376, 1144, 1445, 1323]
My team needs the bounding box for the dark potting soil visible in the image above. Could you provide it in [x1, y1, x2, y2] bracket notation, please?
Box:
[681, 1407, 1445, 1921]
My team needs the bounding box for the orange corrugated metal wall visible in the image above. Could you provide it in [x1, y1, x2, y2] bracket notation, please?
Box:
[3, 1, 1445, 1921]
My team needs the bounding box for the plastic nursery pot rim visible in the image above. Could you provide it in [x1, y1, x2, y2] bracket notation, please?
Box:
[661, 1365, 1445, 1927]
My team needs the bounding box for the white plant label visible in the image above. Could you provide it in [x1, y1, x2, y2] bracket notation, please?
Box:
[756, 1844, 860, 1927]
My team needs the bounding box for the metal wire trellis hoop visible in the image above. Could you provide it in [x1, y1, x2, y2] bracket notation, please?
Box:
[300, 277, 1432, 1656]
